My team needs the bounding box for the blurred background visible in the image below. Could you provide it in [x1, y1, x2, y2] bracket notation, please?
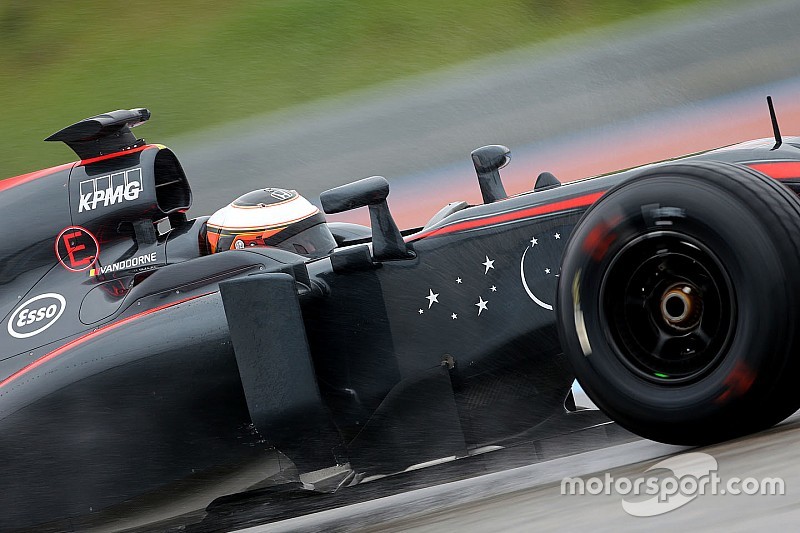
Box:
[3, 0, 799, 228]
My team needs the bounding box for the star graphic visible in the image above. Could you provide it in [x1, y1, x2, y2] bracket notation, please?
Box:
[530, 237, 538, 246]
[456, 277, 462, 284]
[545, 268, 551, 274]
[475, 296, 488, 316]
[418, 309, 424, 314]
[554, 232, 561, 239]
[451, 313, 458, 320]
[490, 285, 497, 292]
[426, 289, 439, 309]
[482, 256, 495, 274]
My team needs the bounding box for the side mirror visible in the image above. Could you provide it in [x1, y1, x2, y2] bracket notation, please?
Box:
[471, 145, 510, 204]
[320, 176, 414, 261]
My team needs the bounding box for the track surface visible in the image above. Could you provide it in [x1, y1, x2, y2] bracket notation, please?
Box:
[173, 0, 800, 226]
[262, 413, 800, 532]
[363, 416, 800, 532]
[149, 0, 800, 531]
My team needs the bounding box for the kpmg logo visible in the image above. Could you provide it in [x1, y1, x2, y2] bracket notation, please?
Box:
[78, 169, 143, 213]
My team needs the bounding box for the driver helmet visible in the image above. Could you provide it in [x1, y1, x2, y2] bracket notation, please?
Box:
[206, 188, 336, 257]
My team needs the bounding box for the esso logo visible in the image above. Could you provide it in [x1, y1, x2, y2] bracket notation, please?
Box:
[7, 293, 66, 339]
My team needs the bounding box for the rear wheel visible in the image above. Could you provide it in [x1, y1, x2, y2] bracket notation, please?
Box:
[557, 161, 800, 445]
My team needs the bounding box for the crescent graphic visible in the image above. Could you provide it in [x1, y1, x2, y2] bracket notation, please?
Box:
[520, 247, 553, 311]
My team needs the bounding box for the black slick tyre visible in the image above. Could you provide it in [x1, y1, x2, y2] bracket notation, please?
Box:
[557, 161, 800, 445]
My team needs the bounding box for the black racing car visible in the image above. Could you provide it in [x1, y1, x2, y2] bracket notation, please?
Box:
[3, 104, 800, 530]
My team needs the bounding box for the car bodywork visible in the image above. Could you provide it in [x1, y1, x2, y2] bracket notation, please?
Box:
[2, 108, 800, 529]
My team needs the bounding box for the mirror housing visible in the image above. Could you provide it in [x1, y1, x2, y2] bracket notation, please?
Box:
[471, 145, 510, 204]
[320, 177, 413, 261]
[320, 175, 389, 214]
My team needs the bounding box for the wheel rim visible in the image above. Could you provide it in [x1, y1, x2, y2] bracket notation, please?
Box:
[600, 231, 736, 384]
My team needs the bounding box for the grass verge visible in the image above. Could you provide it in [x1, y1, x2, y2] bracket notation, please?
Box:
[1, 0, 699, 177]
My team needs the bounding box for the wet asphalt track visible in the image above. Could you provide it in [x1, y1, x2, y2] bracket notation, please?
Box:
[172, 0, 800, 222]
[262, 412, 800, 532]
[150, 0, 800, 530]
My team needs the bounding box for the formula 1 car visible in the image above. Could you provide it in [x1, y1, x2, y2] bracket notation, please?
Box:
[3, 103, 800, 530]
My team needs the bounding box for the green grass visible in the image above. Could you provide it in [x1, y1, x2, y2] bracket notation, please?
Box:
[1, 0, 699, 177]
